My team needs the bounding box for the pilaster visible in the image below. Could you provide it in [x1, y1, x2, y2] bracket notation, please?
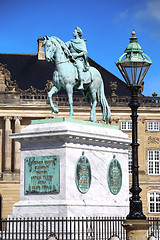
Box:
[4, 116, 12, 172]
[14, 117, 22, 172]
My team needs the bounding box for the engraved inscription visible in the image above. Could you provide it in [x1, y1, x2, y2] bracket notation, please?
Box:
[25, 155, 60, 194]
[75, 152, 91, 194]
[107, 155, 122, 195]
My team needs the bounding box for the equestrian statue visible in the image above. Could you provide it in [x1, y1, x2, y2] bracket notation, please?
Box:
[43, 27, 110, 122]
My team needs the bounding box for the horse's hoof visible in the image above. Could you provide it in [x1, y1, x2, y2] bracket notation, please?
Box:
[53, 107, 59, 114]
[90, 118, 97, 123]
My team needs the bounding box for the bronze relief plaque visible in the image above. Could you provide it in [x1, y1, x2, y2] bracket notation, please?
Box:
[75, 152, 91, 194]
[24, 155, 60, 194]
[107, 155, 122, 195]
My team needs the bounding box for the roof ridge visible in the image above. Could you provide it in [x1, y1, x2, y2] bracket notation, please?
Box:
[88, 57, 119, 79]
[88, 57, 127, 85]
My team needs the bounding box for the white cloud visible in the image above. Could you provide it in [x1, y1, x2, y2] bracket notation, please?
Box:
[134, 0, 160, 21]
[147, 0, 160, 21]
[133, 0, 160, 39]
[113, 9, 128, 23]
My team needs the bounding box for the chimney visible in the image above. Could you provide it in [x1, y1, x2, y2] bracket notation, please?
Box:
[37, 38, 45, 60]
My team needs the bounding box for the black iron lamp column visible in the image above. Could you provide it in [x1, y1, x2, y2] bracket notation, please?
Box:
[116, 30, 152, 219]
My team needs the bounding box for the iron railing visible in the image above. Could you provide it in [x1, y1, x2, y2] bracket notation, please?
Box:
[0, 217, 126, 240]
[0, 217, 160, 240]
[148, 218, 160, 239]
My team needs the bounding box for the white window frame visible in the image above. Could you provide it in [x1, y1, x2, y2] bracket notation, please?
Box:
[147, 121, 159, 131]
[148, 191, 160, 214]
[121, 121, 132, 131]
[148, 150, 160, 175]
[128, 150, 132, 174]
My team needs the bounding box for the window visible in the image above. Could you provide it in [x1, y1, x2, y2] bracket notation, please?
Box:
[149, 191, 160, 213]
[148, 150, 160, 175]
[121, 121, 132, 130]
[128, 150, 132, 174]
[147, 121, 159, 131]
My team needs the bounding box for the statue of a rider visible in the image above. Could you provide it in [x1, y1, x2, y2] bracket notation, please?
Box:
[65, 27, 90, 90]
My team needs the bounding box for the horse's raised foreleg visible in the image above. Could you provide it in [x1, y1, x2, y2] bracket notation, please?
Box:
[90, 91, 97, 122]
[48, 86, 59, 114]
[66, 84, 74, 118]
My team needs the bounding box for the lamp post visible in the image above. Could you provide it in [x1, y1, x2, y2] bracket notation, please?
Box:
[116, 30, 152, 219]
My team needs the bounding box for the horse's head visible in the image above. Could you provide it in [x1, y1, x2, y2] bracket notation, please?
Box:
[42, 36, 56, 62]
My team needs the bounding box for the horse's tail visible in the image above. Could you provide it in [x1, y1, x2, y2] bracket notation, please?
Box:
[97, 80, 111, 121]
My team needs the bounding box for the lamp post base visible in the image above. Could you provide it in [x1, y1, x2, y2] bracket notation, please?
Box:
[127, 199, 146, 219]
[123, 219, 150, 240]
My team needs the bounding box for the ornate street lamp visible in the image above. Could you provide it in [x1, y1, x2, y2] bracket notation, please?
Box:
[116, 30, 152, 219]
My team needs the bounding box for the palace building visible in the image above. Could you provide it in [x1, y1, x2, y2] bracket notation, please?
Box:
[0, 38, 160, 218]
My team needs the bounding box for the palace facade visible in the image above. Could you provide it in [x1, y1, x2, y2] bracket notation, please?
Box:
[0, 39, 159, 218]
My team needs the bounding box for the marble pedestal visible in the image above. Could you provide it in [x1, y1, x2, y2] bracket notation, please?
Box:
[10, 118, 131, 218]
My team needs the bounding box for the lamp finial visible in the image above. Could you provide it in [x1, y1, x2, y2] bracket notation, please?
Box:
[132, 29, 135, 37]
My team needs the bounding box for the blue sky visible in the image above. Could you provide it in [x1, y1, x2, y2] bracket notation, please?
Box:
[0, 0, 160, 96]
